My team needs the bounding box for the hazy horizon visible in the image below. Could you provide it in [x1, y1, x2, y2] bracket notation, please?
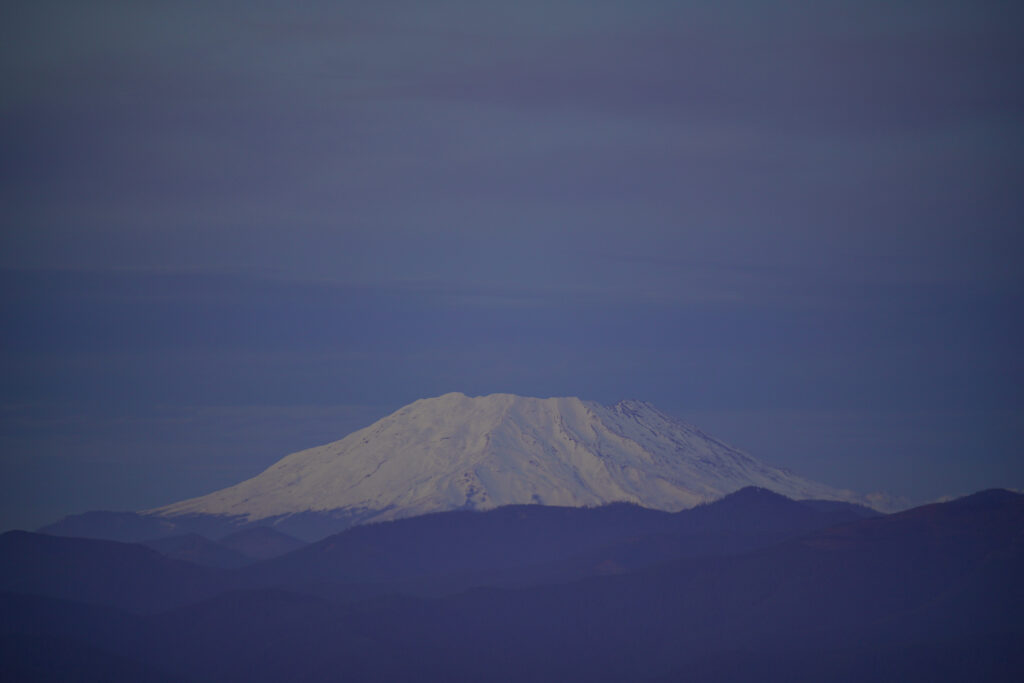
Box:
[2, 1, 1022, 532]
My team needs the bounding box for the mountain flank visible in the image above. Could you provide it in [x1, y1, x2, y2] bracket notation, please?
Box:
[42, 393, 881, 542]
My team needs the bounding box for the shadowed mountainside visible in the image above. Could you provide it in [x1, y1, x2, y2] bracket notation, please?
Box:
[137, 526, 310, 569]
[2, 489, 1020, 682]
[219, 526, 307, 561]
[238, 487, 878, 600]
[0, 532, 229, 614]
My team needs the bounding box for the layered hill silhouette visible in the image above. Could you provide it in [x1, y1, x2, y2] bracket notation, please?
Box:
[236, 487, 878, 601]
[5, 487, 872, 610]
[139, 526, 307, 569]
[3, 488, 1021, 682]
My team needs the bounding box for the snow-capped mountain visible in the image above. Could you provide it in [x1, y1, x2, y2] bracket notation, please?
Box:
[149, 393, 866, 529]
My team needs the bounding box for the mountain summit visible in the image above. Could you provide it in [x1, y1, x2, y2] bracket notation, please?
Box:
[147, 393, 864, 534]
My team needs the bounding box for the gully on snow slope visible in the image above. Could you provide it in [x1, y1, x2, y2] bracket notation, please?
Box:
[150, 393, 872, 528]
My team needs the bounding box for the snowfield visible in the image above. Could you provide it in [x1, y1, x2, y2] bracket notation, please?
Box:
[151, 392, 867, 524]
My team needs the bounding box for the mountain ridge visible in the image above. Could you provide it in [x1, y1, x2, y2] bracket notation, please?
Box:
[5, 489, 1021, 682]
[149, 393, 869, 525]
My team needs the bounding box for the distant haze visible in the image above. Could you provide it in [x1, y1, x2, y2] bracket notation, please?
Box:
[1, 1, 1022, 531]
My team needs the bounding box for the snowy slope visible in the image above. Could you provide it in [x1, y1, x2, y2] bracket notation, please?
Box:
[150, 393, 866, 526]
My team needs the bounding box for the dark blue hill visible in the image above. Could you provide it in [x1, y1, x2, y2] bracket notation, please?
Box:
[237, 487, 872, 599]
[3, 490, 1020, 682]
[141, 533, 252, 569]
[0, 531, 228, 613]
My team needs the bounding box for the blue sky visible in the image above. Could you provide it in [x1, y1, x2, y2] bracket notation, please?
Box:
[2, 1, 1022, 530]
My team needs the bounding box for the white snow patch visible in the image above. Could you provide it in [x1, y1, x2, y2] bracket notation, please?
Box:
[149, 392, 867, 524]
